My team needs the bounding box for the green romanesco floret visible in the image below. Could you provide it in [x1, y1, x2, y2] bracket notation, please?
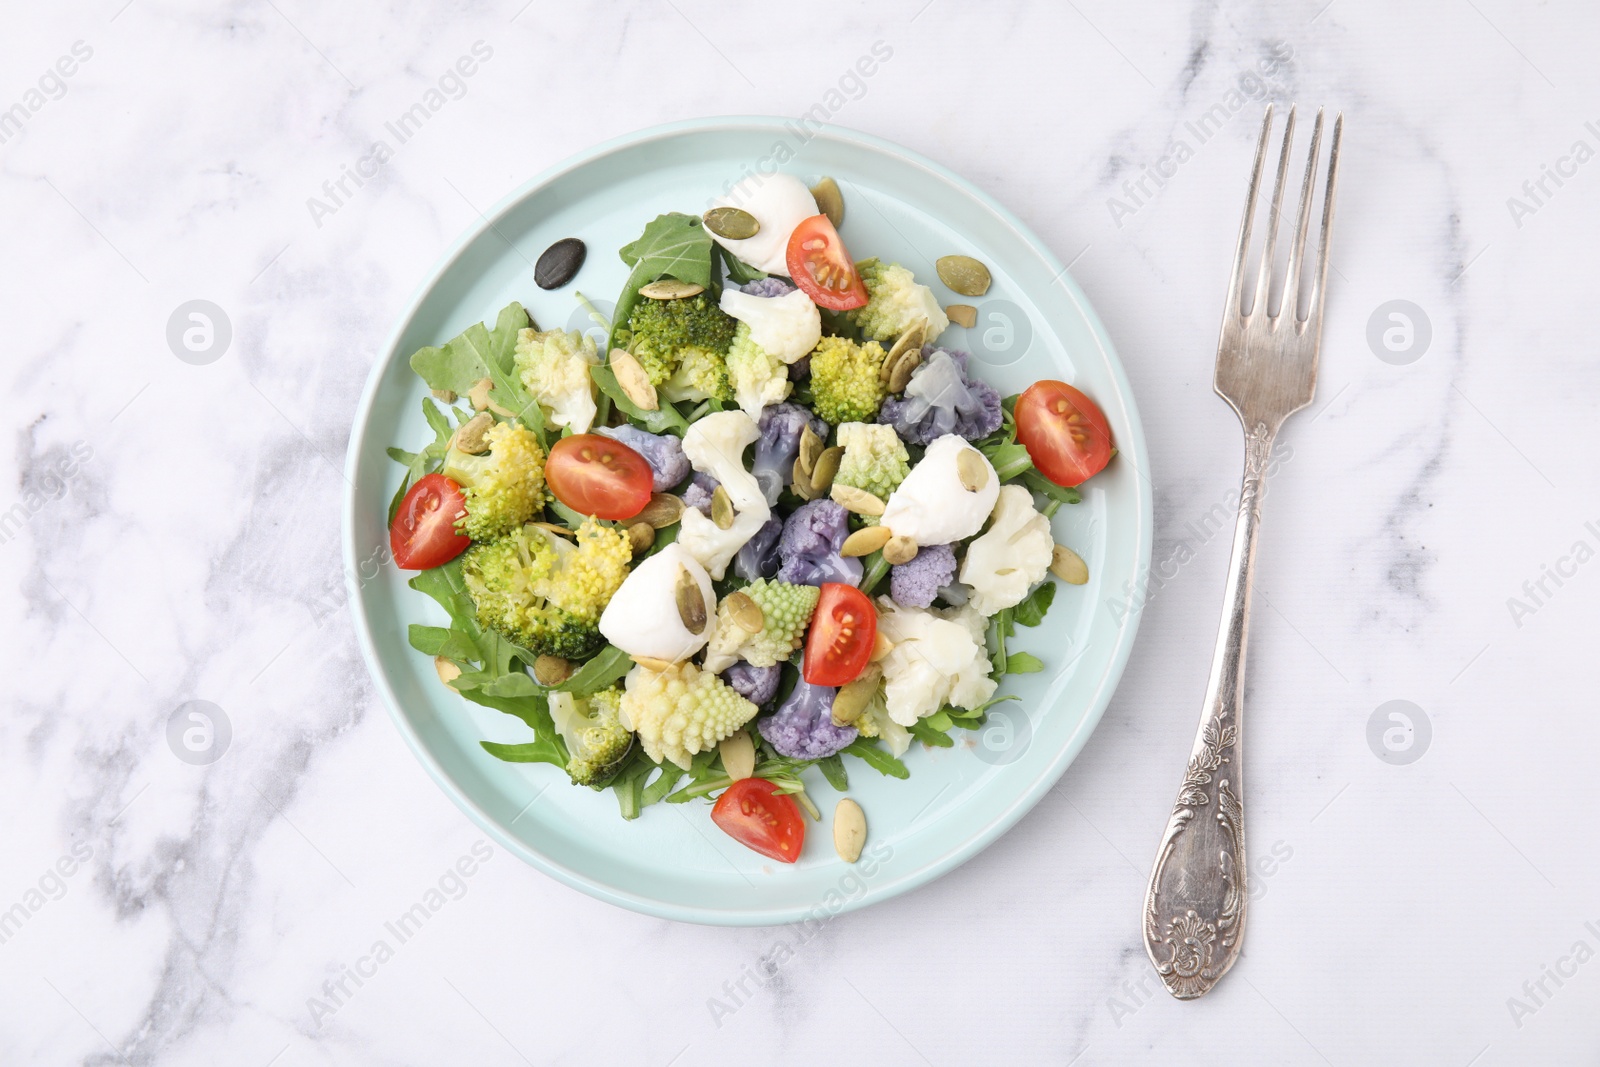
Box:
[834, 422, 910, 523]
[703, 579, 821, 672]
[619, 661, 757, 770]
[625, 294, 739, 388]
[851, 259, 950, 343]
[549, 686, 633, 787]
[442, 420, 546, 541]
[460, 519, 631, 659]
[724, 321, 791, 420]
[513, 327, 599, 433]
[807, 335, 888, 424]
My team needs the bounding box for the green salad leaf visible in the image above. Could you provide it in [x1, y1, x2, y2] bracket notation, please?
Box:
[609, 213, 716, 352]
[409, 302, 546, 441]
[386, 397, 462, 522]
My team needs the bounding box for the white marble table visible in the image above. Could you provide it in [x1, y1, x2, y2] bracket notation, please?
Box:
[4, 1, 1597, 1063]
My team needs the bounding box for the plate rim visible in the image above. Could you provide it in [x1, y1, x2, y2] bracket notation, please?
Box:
[342, 115, 1154, 926]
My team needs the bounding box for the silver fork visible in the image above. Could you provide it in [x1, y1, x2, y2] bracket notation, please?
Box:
[1141, 104, 1343, 1000]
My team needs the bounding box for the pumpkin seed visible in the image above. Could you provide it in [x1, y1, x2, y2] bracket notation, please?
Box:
[434, 656, 462, 691]
[626, 522, 655, 556]
[945, 303, 978, 329]
[882, 535, 918, 565]
[870, 631, 894, 663]
[833, 798, 867, 863]
[710, 484, 735, 530]
[936, 254, 992, 297]
[431, 387, 458, 404]
[632, 655, 678, 673]
[831, 671, 879, 726]
[636, 493, 685, 529]
[798, 423, 825, 477]
[675, 565, 707, 634]
[791, 457, 817, 500]
[956, 448, 990, 493]
[609, 348, 658, 411]
[884, 319, 926, 371]
[887, 347, 922, 393]
[703, 206, 760, 240]
[832, 484, 886, 518]
[638, 278, 705, 300]
[719, 730, 756, 781]
[811, 177, 845, 228]
[535, 237, 586, 290]
[533, 655, 573, 686]
[531, 521, 577, 539]
[468, 377, 493, 412]
[809, 445, 843, 494]
[1050, 544, 1089, 585]
[724, 590, 765, 634]
[840, 524, 893, 557]
[451, 411, 494, 454]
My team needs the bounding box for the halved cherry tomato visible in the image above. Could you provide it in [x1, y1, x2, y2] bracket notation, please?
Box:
[390, 473, 472, 569]
[712, 778, 805, 863]
[1015, 380, 1114, 487]
[544, 433, 653, 520]
[785, 214, 868, 310]
[803, 583, 876, 687]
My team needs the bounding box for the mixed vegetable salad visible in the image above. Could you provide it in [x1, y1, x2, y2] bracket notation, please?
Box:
[386, 172, 1114, 866]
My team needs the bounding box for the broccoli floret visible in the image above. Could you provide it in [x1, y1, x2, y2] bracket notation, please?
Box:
[460, 520, 631, 659]
[757, 679, 857, 759]
[833, 422, 909, 522]
[441, 421, 546, 541]
[851, 260, 950, 343]
[703, 578, 821, 672]
[619, 661, 758, 770]
[625, 294, 738, 389]
[808, 336, 888, 424]
[660, 344, 733, 404]
[513, 327, 599, 433]
[724, 321, 791, 420]
[549, 686, 632, 787]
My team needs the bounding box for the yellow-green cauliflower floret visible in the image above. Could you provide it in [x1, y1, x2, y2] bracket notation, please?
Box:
[619, 661, 757, 770]
[851, 259, 950, 342]
[833, 422, 909, 523]
[807, 335, 888, 424]
[724, 321, 791, 420]
[514, 327, 599, 433]
[460, 519, 631, 659]
[442, 420, 546, 541]
[702, 579, 821, 673]
[625, 293, 738, 394]
[549, 686, 632, 787]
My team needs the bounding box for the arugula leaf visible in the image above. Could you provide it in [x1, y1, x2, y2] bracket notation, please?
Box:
[609, 750, 657, 819]
[408, 302, 545, 443]
[859, 551, 891, 596]
[1013, 581, 1056, 627]
[386, 398, 463, 523]
[1021, 470, 1082, 506]
[640, 762, 686, 807]
[480, 740, 564, 765]
[908, 718, 955, 748]
[842, 737, 910, 779]
[719, 244, 767, 285]
[1006, 652, 1045, 674]
[984, 441, 1034, 482]
[591, 363, 690, 435]
[610, 213, 715, 351]
[557, 644, 633, 696]
[818, 755, 848, 792]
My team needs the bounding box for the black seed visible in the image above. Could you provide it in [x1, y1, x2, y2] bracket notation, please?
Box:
[535, 237, 586, 290]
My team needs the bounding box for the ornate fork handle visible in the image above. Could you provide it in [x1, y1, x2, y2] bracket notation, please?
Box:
[1142, 420, 1274, 999]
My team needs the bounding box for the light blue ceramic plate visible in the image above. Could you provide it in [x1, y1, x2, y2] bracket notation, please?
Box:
[344, 118, 1152, 926]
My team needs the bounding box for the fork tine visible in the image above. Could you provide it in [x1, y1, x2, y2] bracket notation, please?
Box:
[1251, 104, 1296, 319]
[1305, 112, 1344, 328]
[1284, 108, 1325, 325]
[1227, 105, 1275, 319]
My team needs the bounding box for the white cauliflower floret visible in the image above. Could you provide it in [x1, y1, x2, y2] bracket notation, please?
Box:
[719, 288, 822, 363]
[873, 599, 997, 727]
[679, 410, 771, 577]
[513, 327, 599, 432]
[619, 661, 758, 770]
[880, 434, 998, 546]
[598, 544, 716, 662]
[959, 485, 1055, 615]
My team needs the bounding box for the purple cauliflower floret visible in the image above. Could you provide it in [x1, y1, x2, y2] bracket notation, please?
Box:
[757, 679, 858, 759]
[681, 472, 718, 516]
[734, 515, 784, 581]
[723, 662, 782, 706]
[753, 403, 829, 506]
[595, 424, 689, 492]
[776, 499, 862, 587]
[789, 354, 811, 380]
[741, 277, 796, 298]
[879, 346, 1003, 446]
[890, 543, 958, 608]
